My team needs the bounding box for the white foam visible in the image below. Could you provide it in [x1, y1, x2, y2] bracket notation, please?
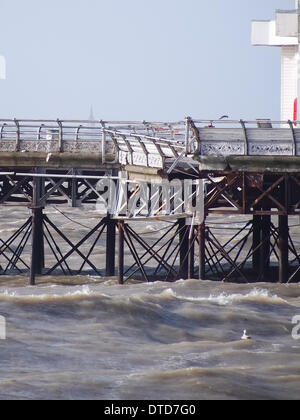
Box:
[166, 288, 288, 306]
[0, 285, 110, 301]
[0, 284, 289, 307]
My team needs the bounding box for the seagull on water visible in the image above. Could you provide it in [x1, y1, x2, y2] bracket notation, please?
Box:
[241, 330, 251, 340]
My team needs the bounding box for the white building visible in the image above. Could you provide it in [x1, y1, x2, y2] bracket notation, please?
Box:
[252, 1, 300, 121]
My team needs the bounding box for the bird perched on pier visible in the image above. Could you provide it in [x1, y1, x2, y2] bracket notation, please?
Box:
[241, 330, 251, 340]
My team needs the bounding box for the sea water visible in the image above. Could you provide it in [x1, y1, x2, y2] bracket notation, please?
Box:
[0, 208, 299, 400]
[0, 280, 299, 400]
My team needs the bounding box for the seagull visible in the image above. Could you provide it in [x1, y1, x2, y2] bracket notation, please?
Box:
[241, 330, 251, 340]
[46, 153, 52, 163]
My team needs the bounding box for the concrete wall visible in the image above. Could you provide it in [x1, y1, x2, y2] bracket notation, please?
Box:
[251, 20, 297, 47]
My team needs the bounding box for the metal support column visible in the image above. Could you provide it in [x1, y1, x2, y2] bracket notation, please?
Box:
[118, 221, 125, 285]
[71, 171, 78, 207]
[30, 179, 44, 285]
[278, 215, 289, 283]
[188, 229, 195, 279]
[252, 214, 261, 272]
[179, 218, 189, 279]
[106, 217, 116, 277]
[260, 210, 271, 281]
[198, 223, 206, 280]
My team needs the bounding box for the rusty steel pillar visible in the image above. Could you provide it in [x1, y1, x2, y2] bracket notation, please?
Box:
[71, 178, 78, 207]
[252, 214, 261, 273]
[188, 227, 195, 279]
[35, 207, 45, 275]
[198, 223, 206, 280]
[30, 179, 44, 285]
[260, 209, 271, 281]
[178, 218, 189, 279]
[30, 208, 45, 285]
[118, 220, 125, 285]
[252, 206, 271, 281]
[106, 217, 116, 277]
[278, 215, 289, 284]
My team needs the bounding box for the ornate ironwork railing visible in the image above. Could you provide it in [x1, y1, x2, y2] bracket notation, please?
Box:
[1, 118, 300, 168]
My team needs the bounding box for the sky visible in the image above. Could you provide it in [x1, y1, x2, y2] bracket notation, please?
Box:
[0, 0, 294, 121]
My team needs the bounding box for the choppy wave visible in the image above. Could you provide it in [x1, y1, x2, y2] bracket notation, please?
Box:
[1, 209, 300, 400]
[159, 287, 289, 306]
[0, 279, 299, 400]
[0, 283, 291, 308]
[0, 285, 109, 302]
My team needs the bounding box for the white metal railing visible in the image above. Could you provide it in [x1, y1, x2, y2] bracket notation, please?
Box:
[0, 119, 187, 167]
[1, 118, 300, 168]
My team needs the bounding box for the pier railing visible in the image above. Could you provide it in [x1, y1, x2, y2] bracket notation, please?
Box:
[1, 118, 300, 168]
[0, 119, 186, 167]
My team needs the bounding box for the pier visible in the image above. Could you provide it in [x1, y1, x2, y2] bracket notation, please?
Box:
[0, 117, 300, 285]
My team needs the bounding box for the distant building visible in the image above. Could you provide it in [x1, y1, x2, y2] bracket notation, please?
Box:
[89, 105, 96, 127]
[252, 1, 300, 121]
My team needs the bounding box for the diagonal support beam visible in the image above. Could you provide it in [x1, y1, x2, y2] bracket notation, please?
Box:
[0, 177, 31, 204]
[250, 175, 286, 212]
[45, 216, 107, 275]
[205, 175, 242, 210]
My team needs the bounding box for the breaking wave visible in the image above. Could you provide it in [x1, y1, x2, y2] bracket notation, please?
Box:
[0, 284, 289, 307]
[0, 285, 109, 302]
[160, 287, 288, 306]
